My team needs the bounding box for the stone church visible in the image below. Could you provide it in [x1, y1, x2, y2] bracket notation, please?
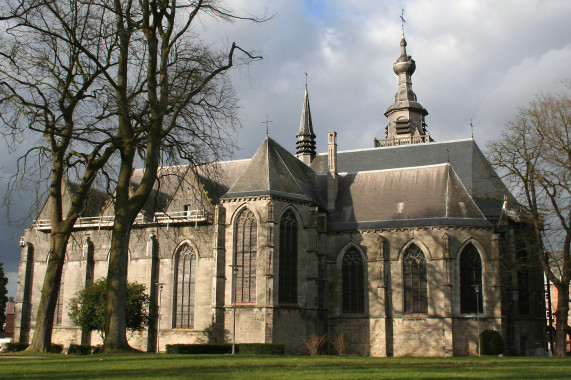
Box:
[15, 35, 546, 356]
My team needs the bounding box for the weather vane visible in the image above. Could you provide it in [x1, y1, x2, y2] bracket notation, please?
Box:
[400, 8, 406, 32]
[263, 115, 273, 136]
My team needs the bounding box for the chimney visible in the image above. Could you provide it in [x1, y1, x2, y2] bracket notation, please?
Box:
[327, 131, 338, 211]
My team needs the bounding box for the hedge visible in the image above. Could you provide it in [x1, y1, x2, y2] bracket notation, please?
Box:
[165, 343, 284, 355]
[68, 344, 94, 355]
[49, 344, 64, 354]
[3, 342, 29, 352]
[237, 343, 284, 355]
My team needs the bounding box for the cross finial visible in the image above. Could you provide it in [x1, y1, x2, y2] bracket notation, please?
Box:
[400, 8, 406, 33]
[262, 115, 273, 136]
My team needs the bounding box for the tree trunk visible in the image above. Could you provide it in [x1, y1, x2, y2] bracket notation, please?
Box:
[27, 232, 68, 351]
[554, 284, 570, 357]
[103, 146, 137, 352]
[104, 219, 133, 352]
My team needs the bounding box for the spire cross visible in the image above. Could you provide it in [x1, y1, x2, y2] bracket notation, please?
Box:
[262, 115, 273, 136]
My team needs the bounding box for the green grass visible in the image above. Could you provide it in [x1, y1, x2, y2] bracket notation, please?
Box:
[0, 354, 569, 379]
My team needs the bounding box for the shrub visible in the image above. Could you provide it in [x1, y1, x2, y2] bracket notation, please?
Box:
[68, 344, 93, 355]
[49, 344, 64, 354]
[91, 345, 104, 354]
[4, 342, 29, 352]
[68, 278, 149, 340]
[479, 329, 504, 355]
[332, 331, 346, 355]
[304, 335, 327, 356]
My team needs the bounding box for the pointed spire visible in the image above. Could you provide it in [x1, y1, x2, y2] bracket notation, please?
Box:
[383, 32, 429, 143]
[296, 84, 316, 164]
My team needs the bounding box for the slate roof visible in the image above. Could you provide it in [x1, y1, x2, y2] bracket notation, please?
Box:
[223, 137, 321, 204]
[96, 136, 506, 232]
[309, 139, 509, 217]
[328, 163, 490, 231]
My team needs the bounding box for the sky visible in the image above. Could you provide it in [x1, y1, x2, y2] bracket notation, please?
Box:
[1, 0, 571, 299]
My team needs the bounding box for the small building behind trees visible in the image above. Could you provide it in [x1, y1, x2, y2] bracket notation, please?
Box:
[14, 35, 546, 356]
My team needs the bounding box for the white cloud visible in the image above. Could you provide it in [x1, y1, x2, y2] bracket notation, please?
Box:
[477, 44, 571, 141]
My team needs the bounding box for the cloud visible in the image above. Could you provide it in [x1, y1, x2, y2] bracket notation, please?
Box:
[2, 0, 571, 299]
[477, 44, 571, 139]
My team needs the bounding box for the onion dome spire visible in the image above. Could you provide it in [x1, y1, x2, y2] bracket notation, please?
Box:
[382, 31, 429, 143]
[296, 84, 316, 164]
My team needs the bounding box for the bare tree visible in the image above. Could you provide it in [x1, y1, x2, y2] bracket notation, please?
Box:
[487, 86, 571, 357]
[99, 0, 264, 352]
[0, 0, 116, 351]
[2, 0, 265, 353]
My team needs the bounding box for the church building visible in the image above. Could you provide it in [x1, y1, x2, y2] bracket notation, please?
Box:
[15, 35, 546, 356]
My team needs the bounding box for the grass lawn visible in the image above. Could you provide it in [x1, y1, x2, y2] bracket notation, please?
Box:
[0, 354, 570, 379]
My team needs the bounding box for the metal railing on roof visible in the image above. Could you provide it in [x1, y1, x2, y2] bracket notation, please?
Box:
[153, 209, 207, 224]
[31, 210, 206, 231]
[374, 134, 431, 148]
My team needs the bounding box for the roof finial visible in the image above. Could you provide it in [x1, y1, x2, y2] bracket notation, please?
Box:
[470, 119, 474, 140]
[305, 70, 308, 87]
[263, 115, 273, 136]
[400, 8, 406, 35]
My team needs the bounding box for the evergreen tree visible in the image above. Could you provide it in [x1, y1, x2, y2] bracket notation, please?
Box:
[68, 278, 149, 339]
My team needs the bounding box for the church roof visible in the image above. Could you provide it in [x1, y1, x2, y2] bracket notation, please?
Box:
[223, 137, 321, 203]
[328, 163, 490, 231]
[309, 139, 508, 218]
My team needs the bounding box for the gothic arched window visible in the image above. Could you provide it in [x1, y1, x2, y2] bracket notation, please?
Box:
[173, 244, 196, 329]
[235, 209, 257, 304]
[279, 210, 298, 304]
[460, 243, 483, 314]
[342, 247, 364, 313]
[403, 244, 427, 313]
